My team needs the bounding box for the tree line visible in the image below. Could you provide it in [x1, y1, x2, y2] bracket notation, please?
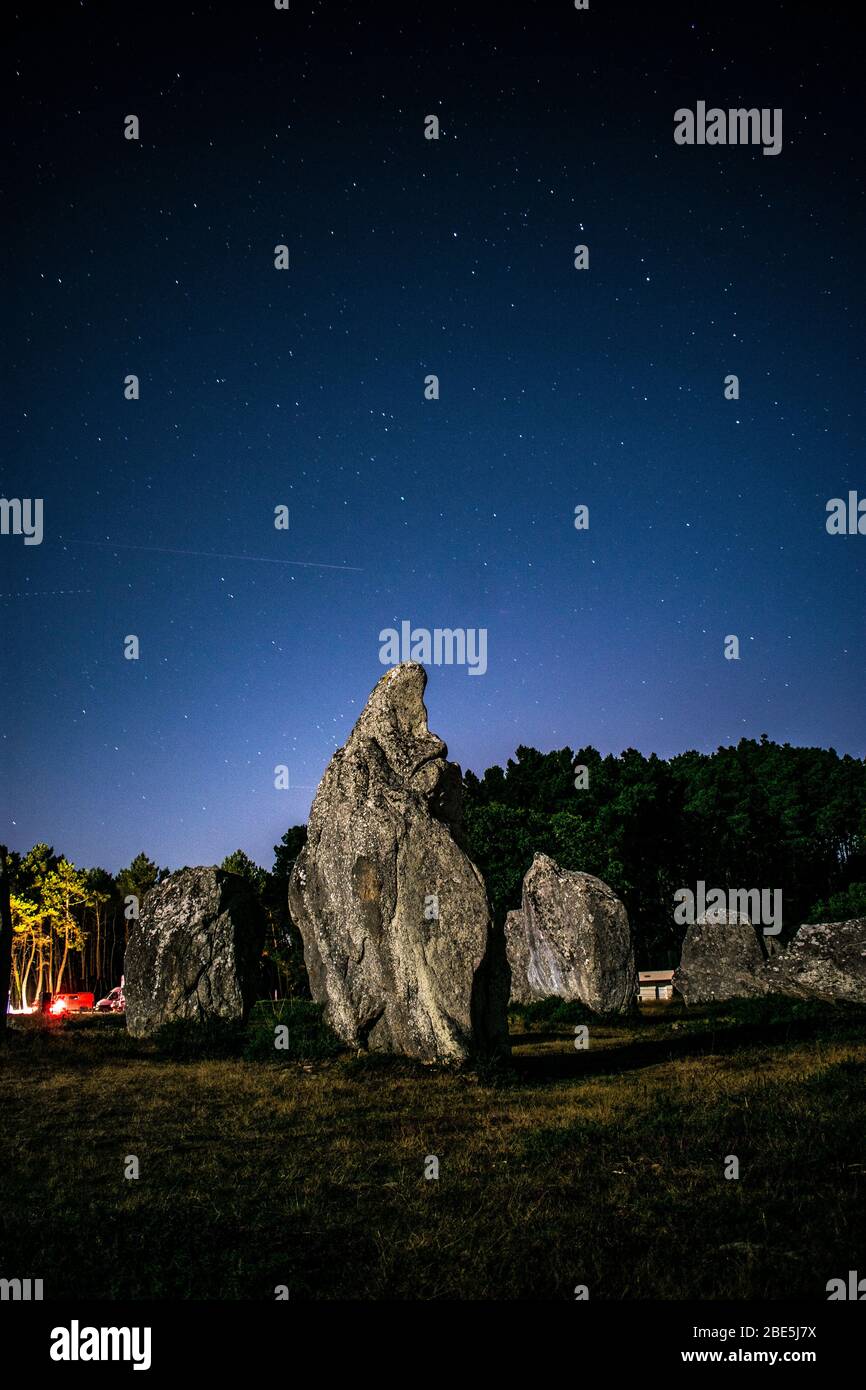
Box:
[5, 735, 864, 1006]
[461, 736, 866, 964]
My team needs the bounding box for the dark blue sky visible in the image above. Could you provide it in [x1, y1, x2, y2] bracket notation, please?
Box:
[4, 1, 864, 874]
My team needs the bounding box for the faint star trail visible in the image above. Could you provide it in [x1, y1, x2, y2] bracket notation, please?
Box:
[62, 539, 363, 571]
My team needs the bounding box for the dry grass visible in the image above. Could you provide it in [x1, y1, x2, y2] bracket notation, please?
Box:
[1, 998, 865, 1299]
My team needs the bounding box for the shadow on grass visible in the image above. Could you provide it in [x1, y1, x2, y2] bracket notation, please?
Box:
[502, 996, 866, 1086]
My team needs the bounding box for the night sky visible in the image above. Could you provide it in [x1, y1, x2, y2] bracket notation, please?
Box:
[4, 1, 864, 874]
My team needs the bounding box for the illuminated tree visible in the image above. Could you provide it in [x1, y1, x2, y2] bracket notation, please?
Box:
[40, 860, 92, 995]
[10, 892, 44, 1010]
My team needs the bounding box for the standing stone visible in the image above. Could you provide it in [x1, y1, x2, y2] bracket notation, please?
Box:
[125, 867, 266, 1037]
[288, 663, 509, 1062]
[758, 918, 866, 1003]
[673, 909, 767, 1004]
[505, 853, 637, 1013]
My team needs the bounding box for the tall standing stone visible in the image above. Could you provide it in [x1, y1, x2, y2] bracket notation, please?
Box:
[288, 663, 509, 1061]
[125, 866, 266, 1037]
[505, 853, 637, 1013]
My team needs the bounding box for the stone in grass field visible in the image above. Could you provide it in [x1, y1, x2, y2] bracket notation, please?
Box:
[124, 866, 266, 1037]
[758, 917, 866, 1004]
[288, 662, 509, 1063]
[505, 852, 637, 1014]
[673, 908, 767, 1005]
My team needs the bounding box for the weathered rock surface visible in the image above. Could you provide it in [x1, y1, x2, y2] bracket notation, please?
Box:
[505, 853, 637, 1013]
[758, 918, 866, 1003]
[673, 909, 767, 1004]
[288, 663, 509, 1061]
[505, 909, 533, 1004]
[125, 867, 266, 1037]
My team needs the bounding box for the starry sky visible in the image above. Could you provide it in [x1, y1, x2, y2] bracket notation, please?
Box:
[3, 0, 864, 874]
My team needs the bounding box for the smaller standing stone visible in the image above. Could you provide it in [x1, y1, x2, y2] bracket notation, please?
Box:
[673, 909, 766, 1004]
[758, 918, 866, 1003]
[505, 853, 637, 1013]
[125, 866, 266, 1037]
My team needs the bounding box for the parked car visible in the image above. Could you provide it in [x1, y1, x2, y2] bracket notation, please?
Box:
[95, 985, 126, 1013]
[49, 992, 95, 1015]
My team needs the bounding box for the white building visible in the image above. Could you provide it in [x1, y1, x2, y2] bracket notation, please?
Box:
[638, 969, 675, 1002]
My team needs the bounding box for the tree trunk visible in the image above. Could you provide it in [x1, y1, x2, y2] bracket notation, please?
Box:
[21, 937, 37, 1011]
[34, 935, 45, 1006]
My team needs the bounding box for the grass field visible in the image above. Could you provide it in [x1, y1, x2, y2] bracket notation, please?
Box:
[1, 997, 865, 1300]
